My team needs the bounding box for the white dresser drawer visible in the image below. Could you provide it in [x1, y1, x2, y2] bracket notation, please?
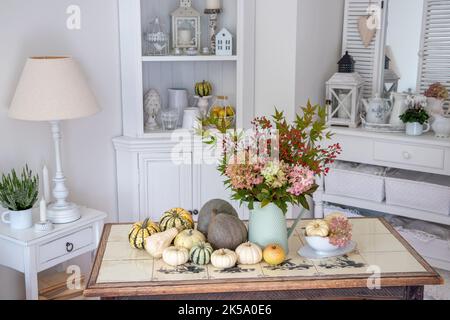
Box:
[38, 227, 94, 264]
[373, 141, 445, 170]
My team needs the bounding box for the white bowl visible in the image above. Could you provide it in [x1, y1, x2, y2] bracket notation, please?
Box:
[304, 236, 340, 252]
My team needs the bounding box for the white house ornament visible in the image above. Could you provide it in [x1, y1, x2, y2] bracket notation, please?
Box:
[215, 28, 233, 56]
[144, 89, 162, 131]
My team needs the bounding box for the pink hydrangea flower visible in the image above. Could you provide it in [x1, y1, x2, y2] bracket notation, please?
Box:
[286, 166, 315, 196]
[328, 216, 352, 247]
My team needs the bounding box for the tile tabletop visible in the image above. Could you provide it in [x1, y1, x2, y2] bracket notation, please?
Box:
[93, 218, 431, 285]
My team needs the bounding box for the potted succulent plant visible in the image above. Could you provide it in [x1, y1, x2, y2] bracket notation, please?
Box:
[400, 106, 430, 136]
[424, 82, 449, 114]
[0, 165, 39, 229]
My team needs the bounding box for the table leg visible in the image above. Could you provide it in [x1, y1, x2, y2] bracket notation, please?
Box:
[313, 175, 325, 218]
[404, 286, 424, 300]
[23, 247, 38, 300]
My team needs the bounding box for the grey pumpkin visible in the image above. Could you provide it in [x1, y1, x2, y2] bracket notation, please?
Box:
[198, 199, 238, 236]
[207, 210, 248, 250]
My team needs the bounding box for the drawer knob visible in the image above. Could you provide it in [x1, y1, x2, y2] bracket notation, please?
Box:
[189, 210, 199, 216]
[402, 151, 411, 160]
[66, 242, 74, 253]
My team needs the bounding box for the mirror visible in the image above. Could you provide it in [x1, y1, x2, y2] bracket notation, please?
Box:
[384, 0, 425, 96]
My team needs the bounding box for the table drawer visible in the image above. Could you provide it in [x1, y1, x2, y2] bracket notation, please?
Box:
[39, 227, 94, 264]
[373, 141, 445, 170]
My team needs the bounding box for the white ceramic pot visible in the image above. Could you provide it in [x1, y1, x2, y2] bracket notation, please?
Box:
[2, 209, 33, 230]
[405, 122, 430, 136]
[182, 107, 201, 130]
[305, 236, 339, 253]
[431, 114, 450, 138]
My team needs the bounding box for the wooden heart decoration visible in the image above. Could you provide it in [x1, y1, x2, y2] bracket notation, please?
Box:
[358, 16, 376, 48]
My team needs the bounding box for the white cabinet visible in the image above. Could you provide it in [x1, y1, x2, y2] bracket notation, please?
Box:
[193, 161, 248, 220]
[113, 135, 248, 222]
[139, 152, 193, 221]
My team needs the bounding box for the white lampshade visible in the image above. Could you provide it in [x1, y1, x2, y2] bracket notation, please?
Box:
[9, 56, 100, 121]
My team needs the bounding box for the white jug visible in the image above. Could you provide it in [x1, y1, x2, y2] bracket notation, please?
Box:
[390, 92, 409, 127]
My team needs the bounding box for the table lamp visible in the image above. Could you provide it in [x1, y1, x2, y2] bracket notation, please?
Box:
[8, 57, 100, 224]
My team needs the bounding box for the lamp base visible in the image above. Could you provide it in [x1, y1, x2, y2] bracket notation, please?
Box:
[48, 202, 81, 224]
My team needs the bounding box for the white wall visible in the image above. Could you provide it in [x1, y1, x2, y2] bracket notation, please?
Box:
[0, 0, 122, 299]
[254, 0, 298, 122]
[386, 0, 424, 92]
[295, 0, 345, 109]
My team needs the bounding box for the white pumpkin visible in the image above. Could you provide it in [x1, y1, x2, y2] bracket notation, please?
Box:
[305, 220, 329, 237]
[211, 249, 237, 269]
[162, 246, 189, 267]
[235, 242, 263, 265]
[174, 229, 206, 250]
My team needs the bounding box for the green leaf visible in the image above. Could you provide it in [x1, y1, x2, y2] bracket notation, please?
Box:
[298, 195, 310, 211]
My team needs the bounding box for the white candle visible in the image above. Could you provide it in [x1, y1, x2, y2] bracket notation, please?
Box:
[179, 29, 192, 45]
[40, 198, 47, 222]
[206, 0, 221, 9]
[43, 165, 50, 203]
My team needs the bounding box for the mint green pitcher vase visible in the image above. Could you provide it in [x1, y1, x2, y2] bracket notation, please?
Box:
[248, 202, 305, 254]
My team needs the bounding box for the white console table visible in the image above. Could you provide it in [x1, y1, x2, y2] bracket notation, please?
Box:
[314, 127, 450, 226]
[0, 207, 106, 300]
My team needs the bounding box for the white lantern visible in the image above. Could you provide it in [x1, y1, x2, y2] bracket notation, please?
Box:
[383, 69, 400, 98]
[326, 72, 364, 128]
[171, 0, 201, 51]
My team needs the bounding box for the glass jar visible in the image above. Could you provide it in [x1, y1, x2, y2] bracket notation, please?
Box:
[209, 96, 235, 128]
[161, 108, 179, 131]
[145, 17, 169, 56]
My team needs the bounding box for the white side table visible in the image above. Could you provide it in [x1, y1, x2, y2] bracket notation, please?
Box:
[0, 207, 107, 300]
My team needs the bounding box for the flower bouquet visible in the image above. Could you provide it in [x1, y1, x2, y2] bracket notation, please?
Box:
[198, 101, 341, 252]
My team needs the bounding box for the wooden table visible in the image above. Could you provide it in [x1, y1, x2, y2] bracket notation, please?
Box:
[84, 218, 442, 300]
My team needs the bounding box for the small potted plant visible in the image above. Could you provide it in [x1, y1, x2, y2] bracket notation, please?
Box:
[400, 106, 430, 136]
[0, 166, 39, 230]
[424, 82, 449, 114]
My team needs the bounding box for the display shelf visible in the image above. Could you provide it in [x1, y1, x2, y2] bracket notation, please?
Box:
[142, 55, 238, 62]
[323, 193, 450, 226]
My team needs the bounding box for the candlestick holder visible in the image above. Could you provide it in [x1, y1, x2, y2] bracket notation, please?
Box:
[34, 220, 54, 232]
[204, 8, 222, 54]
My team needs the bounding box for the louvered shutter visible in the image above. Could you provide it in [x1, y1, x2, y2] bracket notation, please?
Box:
[417, 0, 450, 98]
[342, 0, 385, 98]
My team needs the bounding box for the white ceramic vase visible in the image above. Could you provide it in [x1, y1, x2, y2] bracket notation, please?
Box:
[2, 209, 33, 230]
[195, 96, 212, 117]
[405, 122, 430, 136]
[431, 113, 450, 138]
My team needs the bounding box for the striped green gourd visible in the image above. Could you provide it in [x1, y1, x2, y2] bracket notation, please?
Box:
[189, 242, 213, 265]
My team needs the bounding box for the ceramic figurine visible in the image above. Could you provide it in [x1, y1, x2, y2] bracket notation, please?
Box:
[144, 89, 161, 131]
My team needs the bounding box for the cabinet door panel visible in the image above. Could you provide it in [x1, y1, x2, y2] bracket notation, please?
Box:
[139, 153, 192, 221]
[194, 162, 248, 220]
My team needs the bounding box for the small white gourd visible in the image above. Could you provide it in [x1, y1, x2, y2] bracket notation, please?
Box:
[211, 249, 237, 269]
[174, 229, 206, 250]
[305, 220, 329, 237]
[235, 242, 263, 265]
[145, 227, 179, 258]
[162, 246, 189, 267]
